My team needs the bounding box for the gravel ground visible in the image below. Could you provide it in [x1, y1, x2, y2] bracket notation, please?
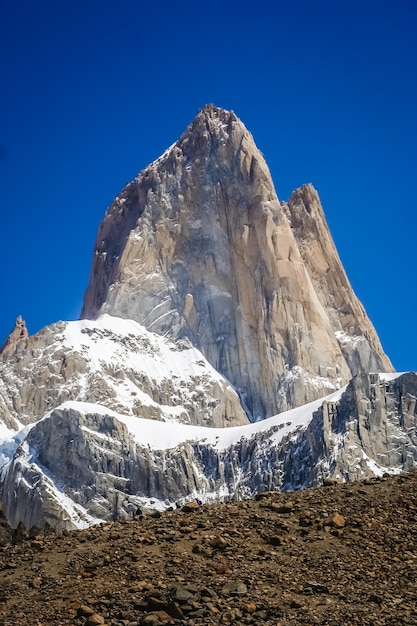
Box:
[1, 471, 416, 625]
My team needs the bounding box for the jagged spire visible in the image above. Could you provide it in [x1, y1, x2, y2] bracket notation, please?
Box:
[0, 316, 28, 356]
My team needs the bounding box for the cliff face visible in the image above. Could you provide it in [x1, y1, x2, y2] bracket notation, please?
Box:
[82, 104, 392, 419]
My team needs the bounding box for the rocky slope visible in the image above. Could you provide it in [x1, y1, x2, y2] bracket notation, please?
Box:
[1, 471, 416, 626]
[81, 104, 392, 419]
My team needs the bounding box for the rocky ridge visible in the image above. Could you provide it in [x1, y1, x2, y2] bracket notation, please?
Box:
[1, 471, 416, 625]
[1, 367, 416, 531]
[0, 314, 247, 432]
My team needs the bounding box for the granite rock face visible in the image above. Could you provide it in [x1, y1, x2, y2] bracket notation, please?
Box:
[82, 104, 392, 419]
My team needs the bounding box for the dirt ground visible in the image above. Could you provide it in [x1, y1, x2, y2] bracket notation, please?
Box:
[1, 471, 416, 625]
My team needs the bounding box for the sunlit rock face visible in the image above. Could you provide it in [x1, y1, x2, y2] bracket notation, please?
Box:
[282, 185, 391, 377]
[82, 104, 392, 419]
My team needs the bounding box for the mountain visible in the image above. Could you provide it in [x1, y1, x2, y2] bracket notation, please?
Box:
[0, 105, 414, 531]
[81, 104, 392, 419]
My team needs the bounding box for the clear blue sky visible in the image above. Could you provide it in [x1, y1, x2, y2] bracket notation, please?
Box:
[0, 0, 416, 371]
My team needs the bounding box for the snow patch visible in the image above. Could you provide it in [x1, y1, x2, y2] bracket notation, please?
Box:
[362, 451, 402, 477]
[61, 314, 226, 388]
[378, 372, 407, 382]
[334, 330, 365, 346]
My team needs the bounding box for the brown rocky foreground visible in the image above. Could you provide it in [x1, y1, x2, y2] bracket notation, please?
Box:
[1, 471, 416, 626]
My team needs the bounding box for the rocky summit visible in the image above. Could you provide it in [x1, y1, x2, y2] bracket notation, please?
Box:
[0, 105, 415, 533]
[0, 472, 416, 625]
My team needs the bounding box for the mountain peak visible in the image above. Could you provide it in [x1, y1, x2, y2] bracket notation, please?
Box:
[174, 103, 245, 159]
[81, 107, 392, 419]
[196, 103, 238, 126]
